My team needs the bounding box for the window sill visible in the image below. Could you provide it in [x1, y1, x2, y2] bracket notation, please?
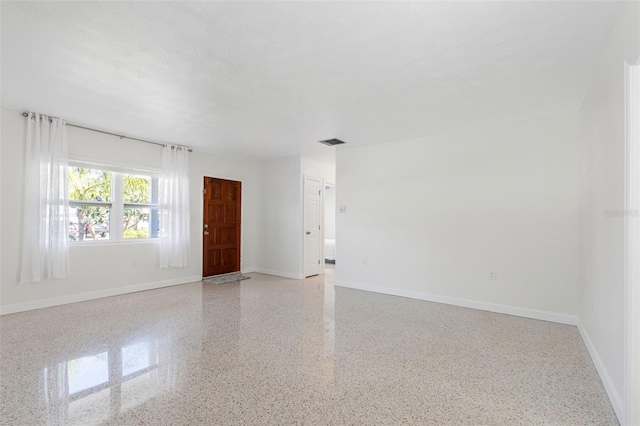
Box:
[69, 239, 159, 247]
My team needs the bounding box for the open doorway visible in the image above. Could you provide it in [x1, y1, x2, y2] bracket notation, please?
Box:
[324, 183, 336, 270]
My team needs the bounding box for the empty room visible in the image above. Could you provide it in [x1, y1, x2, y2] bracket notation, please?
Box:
[1, 1, 639, 425]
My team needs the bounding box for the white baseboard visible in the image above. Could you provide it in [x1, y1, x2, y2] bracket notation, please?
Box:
[0, 275, 202, 315]
[334, 280, 578, 325]
[254, 268, 304, 280]
[577, 323, 623, 423]
[241, 266, 255, 274]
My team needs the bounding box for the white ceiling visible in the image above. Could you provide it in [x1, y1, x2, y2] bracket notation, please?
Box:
[1, 1, 623, 164]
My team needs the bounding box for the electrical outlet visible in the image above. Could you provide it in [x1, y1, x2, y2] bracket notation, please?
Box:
[131, 259, 138, 267]
[363, 258, 368, 266]
[489, 270, 497, 280]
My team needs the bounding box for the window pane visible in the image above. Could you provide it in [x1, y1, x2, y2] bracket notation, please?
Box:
[123, 174, 152, 204]
[68, 168, 111, 202]
[67, 352, 109, 395]
[69, 206, 110, 241]
[123, 207, 158, 239]
[122, 341, 152, 376]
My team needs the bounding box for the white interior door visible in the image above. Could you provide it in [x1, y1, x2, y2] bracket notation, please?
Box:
[304, 175, 322, 277]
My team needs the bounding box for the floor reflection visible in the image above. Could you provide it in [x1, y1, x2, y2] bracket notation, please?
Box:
[323, 268, 336, 359]
[1, 282, 203, 426]
[1, 272, 616, 425]
[42, 332, 174, 425]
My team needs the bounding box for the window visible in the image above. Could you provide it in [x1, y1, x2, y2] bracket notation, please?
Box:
[68, 167, 112, 241]
[68, 166, 159, 242]
[67, 352, 109, 395]
[122, 174, 159, 239]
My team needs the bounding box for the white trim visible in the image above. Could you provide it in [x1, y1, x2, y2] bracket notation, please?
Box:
[334, 279, 577, 325]
[578, 323, 624, 421]
[624, 60, 640, 426]
[0, 275, 201, 315]
[254, 268, 304, 280]
[69, 239, 159, 247]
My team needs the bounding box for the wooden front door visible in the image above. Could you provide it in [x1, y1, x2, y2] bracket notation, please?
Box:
[203, 177, 241, 277]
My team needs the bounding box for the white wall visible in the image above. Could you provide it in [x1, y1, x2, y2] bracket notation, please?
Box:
[255, 157, 302, 279]
[300, 156, 336, 185]
[577, 1, 640, 421]
[255, 156, 335, 279]
[0, 107, 257, 313]
[336, 113, 579, 323]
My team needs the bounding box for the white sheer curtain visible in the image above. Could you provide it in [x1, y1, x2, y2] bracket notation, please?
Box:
[159, 145, 190, 268]
[20, 112, 70, 283]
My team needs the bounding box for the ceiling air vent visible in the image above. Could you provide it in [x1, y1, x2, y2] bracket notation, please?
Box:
[319, 138, 346, 146]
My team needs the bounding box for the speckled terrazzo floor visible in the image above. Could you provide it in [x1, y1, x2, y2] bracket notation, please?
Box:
[0, 270, 617, 425]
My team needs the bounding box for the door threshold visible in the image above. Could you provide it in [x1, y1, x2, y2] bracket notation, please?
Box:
[203, 271, 241, 279]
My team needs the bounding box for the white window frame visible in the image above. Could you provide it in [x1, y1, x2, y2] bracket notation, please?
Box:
[68, 161, 160, 244]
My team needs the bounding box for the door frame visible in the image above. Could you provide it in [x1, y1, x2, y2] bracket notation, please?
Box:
[323, 182, 336, 271]
[624, 60, 640, 426]
[302, 175, 324, 278]
[201, 176, 242, 278]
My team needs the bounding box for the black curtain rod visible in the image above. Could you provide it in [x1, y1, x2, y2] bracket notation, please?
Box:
[21, 112, 193, 152]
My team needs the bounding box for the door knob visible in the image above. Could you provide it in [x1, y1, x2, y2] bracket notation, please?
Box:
[306, 231, 311, 235]
[204, 231, 210, 235]
[204, 224, 208, 228]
